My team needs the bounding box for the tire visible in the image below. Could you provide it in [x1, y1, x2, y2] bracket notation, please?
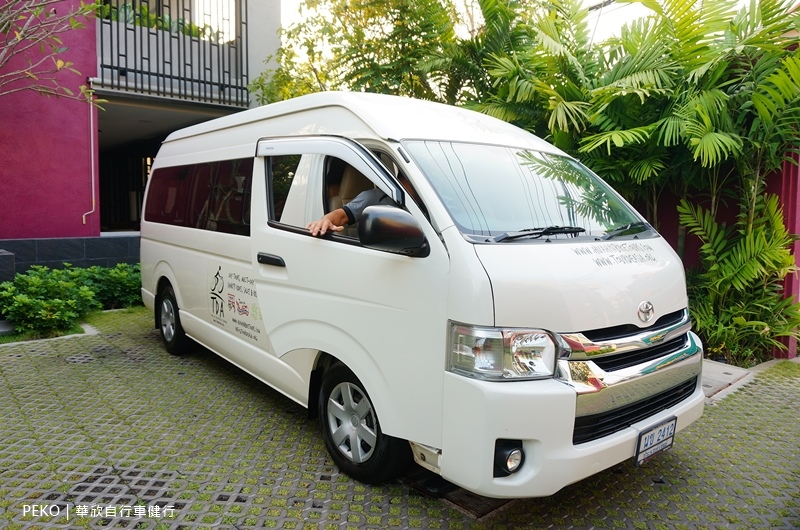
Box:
[156, 284, 191, 355]
[318, 363, 410, 484]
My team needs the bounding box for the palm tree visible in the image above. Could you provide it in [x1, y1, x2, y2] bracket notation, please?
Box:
[421, 0, 539, 107]
[460, 0, 800, 364]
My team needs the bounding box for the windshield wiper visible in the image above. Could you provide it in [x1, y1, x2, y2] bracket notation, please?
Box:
[600, 222, 652, 240]
[489, 226, 586, 243]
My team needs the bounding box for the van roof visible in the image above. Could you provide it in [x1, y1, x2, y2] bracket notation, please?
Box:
[164, 91, 561, 154]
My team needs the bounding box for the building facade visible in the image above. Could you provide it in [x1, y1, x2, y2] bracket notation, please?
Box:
[0, 0, 279, 275]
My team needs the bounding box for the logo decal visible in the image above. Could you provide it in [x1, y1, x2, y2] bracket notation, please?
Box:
[637, 301, 655, 323]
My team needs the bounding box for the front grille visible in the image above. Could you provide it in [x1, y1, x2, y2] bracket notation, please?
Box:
[581, 309, 687, 342]
[591, 335, 689, 371]
[572, 376, 698, 445]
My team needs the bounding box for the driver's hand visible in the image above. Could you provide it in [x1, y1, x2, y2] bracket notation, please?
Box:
[306, 217, 344, 237]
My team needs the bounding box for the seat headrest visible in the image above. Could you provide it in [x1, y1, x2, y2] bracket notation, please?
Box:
[339, 166, 372, 202]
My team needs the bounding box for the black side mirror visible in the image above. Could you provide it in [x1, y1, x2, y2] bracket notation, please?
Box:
[358, 205, 430, 257]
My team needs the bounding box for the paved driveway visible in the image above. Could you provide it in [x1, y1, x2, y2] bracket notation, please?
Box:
[0, 307, 798, 529]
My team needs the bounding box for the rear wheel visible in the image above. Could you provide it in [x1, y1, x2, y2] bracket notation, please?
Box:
[319, 364, 410, 484]
[156, 284, 190, 355]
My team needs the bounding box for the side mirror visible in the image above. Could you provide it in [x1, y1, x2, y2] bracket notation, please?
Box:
[358, 205, 430, 258]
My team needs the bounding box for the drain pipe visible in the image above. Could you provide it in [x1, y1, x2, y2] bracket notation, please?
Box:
[82, 96, 97, 225]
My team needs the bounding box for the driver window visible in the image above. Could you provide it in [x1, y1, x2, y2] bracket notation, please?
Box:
[324, 156, 376, 237]
[260, 139, 412, 239]
[268, 154, 302, 223]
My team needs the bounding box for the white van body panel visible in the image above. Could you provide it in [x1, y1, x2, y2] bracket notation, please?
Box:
[166, 92, 562, 155]
[474, 238, 688, 330]
[141, 91, 704, 498]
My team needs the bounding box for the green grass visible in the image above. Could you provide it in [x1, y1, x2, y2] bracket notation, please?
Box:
[769, 360, 800, 377]
[0, 305, 148, 344]
[0, 321, 86, 344]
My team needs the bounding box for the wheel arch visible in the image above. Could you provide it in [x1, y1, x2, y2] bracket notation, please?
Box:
[152, 263, 180, 329]
[275, 322, 402, 438]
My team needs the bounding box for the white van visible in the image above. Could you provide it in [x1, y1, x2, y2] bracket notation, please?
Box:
[140, 91, 704, 498]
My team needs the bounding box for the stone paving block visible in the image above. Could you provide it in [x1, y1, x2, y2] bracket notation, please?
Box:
[0, 308, 798, 529]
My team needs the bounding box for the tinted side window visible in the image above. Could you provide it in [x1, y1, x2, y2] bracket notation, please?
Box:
[145, 158, 254, 236]
[143, 165, 192, 226]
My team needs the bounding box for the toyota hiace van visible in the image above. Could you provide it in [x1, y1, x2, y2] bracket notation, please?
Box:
[140, 91, 704, 498]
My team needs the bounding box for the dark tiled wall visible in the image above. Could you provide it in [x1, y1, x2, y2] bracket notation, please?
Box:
[0, 235, 140, 282]
[0, 250, 14, 283]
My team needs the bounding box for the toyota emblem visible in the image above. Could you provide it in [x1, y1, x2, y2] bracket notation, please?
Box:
[637, 301, 655, 323]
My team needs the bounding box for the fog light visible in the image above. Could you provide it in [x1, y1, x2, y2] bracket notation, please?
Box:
[494, 439, 525, 477]
[506, 448, 523, 472]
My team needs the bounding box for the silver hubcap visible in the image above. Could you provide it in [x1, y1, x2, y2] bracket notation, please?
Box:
[160, 298, 176, 342]
[326, 381, 377, 464]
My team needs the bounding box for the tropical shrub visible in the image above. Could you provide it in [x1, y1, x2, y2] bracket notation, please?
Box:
[0, 265, 100, 336]
[0, 263, 142, 336]
[72, 263, 143, 309]
[679, 195, 800, 366]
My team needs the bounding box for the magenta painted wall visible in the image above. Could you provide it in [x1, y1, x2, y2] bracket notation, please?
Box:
[768, 156, 800, 359]
[0, 0, 100, 239]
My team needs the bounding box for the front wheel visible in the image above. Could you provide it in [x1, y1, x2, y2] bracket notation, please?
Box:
[318, 364, 410, 484]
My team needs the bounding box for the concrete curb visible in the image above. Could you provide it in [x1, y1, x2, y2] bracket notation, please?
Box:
[702, 356, 800, 403]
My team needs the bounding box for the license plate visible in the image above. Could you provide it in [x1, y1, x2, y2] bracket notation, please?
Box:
[635, 416, 677, 465]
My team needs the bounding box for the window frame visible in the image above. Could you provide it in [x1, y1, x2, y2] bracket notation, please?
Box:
[258, 136, 406, 237]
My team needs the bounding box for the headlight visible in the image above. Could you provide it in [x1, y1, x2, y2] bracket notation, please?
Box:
[448, 322, 565, 381]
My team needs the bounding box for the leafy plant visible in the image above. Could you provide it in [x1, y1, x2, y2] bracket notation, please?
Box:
[75, 263, 143, 309]
[679, 195, 800, 366]
[249, 0, 458, 104]
[0, 265, 100, 336]
[0, 263, 142, 337]
[96, 1, 225, 42]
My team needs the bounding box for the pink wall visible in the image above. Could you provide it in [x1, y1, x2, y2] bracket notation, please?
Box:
[768, 157, 800, 359]
[0, 0, 99, 239]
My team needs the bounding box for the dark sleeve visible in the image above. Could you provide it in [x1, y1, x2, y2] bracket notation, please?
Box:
[342, 189, 386, 224]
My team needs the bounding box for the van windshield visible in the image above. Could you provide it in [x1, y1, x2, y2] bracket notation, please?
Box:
[403, 141, 649, 242]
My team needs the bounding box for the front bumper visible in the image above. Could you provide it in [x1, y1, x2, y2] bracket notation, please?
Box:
[436, 332, 704, 498]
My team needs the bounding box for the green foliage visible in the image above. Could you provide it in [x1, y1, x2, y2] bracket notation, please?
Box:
[0, 265, 99, 336]
[334, 0, 456, 98]
[249, 0, 458, 104]
[95, 1, 224, 42]
[679, 196, 800, 366]
[0, 263, 142, 337]
[75, 263, 144, 309]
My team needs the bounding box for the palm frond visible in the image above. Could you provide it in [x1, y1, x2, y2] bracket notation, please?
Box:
[579, 125, 654, 155]
[689, 130, 743, 167]
[677, 200, 731, 266]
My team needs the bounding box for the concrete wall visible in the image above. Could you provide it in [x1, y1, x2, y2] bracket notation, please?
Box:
[247, 0, 281, 106]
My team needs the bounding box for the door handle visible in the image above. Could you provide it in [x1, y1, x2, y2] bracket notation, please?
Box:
[257, 252, 286, 267]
